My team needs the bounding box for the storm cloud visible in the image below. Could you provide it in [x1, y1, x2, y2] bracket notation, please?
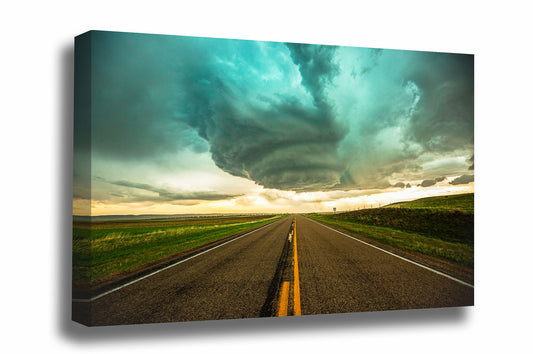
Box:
[172, 39, 347, 191]
[77, 31, 474, 199]
[405, 52, 474, 153]
[450, 174, 474, 185]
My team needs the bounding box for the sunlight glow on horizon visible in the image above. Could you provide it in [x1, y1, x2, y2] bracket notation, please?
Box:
[75, 181, 474, 216]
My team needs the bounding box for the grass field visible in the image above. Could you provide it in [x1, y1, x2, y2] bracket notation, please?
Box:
[306, 193, 474, 267]
[73, 215, 284, 283]
[384, 193, 474, 212]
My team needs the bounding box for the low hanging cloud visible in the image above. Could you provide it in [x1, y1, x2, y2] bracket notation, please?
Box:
[449, 174, 474, 185]
[417, 176, 446, 187]
[421, 179, 437, 187]
[97, 177, 241, 203]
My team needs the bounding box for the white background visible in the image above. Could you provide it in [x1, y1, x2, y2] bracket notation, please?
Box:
[1, 0, 531, 352]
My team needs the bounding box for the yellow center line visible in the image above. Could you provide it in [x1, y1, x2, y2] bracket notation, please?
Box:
[293, 218, 302, 316]
[276, 217, 302, 317]
[277, 281, 290, 316]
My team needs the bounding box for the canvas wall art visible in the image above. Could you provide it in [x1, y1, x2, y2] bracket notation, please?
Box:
[72, 30, 474, 326]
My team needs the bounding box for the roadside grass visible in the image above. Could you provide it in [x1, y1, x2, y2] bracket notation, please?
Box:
[305, 193, 474, 268]
[73, 215, 284, 283]
[332, 208, 473, 244]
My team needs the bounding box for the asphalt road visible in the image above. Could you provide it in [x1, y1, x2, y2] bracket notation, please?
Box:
[73, 214, 474, 326]
[295, 215, 473, 315]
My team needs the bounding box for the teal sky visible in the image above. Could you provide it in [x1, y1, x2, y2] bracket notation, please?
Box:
[74, 31, 474, 215]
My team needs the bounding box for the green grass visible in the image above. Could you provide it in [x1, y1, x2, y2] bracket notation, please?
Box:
[384, 193, 474, 212]
[73, 215, 284, 283]
[306, 193, 474, 267]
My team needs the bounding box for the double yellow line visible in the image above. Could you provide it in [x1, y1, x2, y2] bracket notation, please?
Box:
[277, 218, 302, 316]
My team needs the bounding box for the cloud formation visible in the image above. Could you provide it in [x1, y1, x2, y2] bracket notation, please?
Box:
[173, 39, 348, 191]
[421, 179, 437, 187]
[108, 180, 240, 201]
[450, 174, 474, 185]
[75, 31, 474, 207]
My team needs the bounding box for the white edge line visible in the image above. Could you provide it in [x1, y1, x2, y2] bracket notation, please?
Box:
[73, 217, 287, 303]
[305, 217, 474, 289]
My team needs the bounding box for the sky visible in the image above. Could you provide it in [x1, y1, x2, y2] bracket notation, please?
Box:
[73, 31, 474, 216]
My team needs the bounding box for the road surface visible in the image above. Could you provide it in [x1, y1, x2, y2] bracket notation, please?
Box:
[73, 215, 473, 326]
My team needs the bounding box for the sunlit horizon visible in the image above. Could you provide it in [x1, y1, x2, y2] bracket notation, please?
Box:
[74, 178, 473, 216]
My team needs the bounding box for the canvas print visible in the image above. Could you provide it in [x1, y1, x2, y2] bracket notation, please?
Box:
[72, 30, 474, 326]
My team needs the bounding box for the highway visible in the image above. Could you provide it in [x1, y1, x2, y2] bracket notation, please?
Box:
[73, 215, 474, 326]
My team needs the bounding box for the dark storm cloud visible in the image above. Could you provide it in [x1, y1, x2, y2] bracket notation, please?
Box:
[468, 155, 474, 170]
[330, 48, 474, 190]
[189, 90, 347, 191]
[79, 31, 474, 196]
[286, 43, 339, 109]
[175, 40, 347, 191]
[404, 52, 474, 153]
[450, 174, 474, 185]
[85, 32, 347, 192]
[89, 32, 209, 160]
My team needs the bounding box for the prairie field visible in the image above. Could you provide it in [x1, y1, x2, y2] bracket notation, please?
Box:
[73, 215, 283, 283]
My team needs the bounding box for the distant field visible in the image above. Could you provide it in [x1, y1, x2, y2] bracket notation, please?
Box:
[73, 215, 284, 283]
[384, 193, 474, 212]
[306, 193, 474, 267]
